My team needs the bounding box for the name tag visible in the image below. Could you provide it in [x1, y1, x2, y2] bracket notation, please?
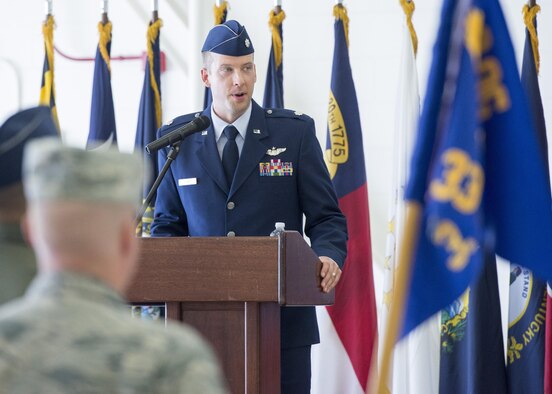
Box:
[178, 178, 197, 186]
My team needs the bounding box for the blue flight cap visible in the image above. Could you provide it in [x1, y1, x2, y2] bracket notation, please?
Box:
[0, 106, 58, 188]
[201, 20, 254, 56]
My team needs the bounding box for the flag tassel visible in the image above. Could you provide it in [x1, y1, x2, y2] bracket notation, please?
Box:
[399, 0, 418, 57]
[268, 8, 285, 68]
[522, 4, 541, 75]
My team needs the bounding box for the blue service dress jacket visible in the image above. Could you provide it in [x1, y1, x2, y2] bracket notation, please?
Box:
[151, 100, 347, 349]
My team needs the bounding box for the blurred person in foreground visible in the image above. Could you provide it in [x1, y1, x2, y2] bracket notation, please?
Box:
[0, 138, 228, 394]
[0, 106, 58, 304]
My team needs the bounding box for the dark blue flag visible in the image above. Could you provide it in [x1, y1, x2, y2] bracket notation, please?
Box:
[439, 252, 507, 393]
[203, 1, 228, 109]
[87, 22, 117, 148]
[506, 5, 547, 393]
[398, 0, 552, 339]
[262, 8, 285, 109]
[135, 19, 163, 236]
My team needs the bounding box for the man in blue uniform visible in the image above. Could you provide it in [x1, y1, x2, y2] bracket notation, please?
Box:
[151, 20, 347, 393]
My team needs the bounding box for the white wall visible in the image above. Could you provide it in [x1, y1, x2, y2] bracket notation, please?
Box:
[1, 0, 551, 317]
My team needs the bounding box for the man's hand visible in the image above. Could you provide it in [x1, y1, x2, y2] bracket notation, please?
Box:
[319, 256, 342, 293]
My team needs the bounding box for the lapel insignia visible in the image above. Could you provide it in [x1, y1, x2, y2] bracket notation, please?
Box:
[259, 159, 293, 177]
[266, 147, 286, 156]
[253, 129, 261, 134]
[201, 130, 208, 136]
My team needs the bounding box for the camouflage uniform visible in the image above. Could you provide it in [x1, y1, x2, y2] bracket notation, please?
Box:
[0, 107, 59, 305]
[0, 223, 36, 304]
[0, 271, 228, 394]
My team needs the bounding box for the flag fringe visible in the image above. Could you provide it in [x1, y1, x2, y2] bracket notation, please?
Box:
[399, 0, 418, 57]
[97, 21, 113, 72]
[333, 4, 350, 48]
[147, 19, 163, 129]
[522, 4, 541, 75]
[268, 9, 286, 68]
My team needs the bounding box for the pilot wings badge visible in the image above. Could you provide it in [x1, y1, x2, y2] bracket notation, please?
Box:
[266, 147, 286, 156]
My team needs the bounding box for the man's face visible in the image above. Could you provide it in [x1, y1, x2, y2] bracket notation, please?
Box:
[201, 53, 256, 124]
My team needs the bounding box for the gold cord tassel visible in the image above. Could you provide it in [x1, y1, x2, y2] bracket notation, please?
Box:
[399, 0, 418, 57]
[268, 9, 286, 68]
[522, 4, 541, 75]
[97, 21, 113, 72]
[213, 1, 228, 25]
[146, 19, 163, 129]
[333, 4, 350, 48]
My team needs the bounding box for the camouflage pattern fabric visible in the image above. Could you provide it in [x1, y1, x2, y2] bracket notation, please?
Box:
[0, 272, 228, 393]
[0, 223, 36, 305]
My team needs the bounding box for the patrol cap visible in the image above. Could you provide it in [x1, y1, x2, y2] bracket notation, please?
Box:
[0, 106, 58, 188]
[23, 137, 145, 207]
[201, 20, 254, 56]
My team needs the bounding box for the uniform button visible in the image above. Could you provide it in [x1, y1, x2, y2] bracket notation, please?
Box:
[227, 201, 235, 210]
[267, 109, 273, 114]
[227, 231, 236, 237]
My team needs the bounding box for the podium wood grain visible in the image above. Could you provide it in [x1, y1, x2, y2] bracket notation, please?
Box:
[126, 232, 333, 394]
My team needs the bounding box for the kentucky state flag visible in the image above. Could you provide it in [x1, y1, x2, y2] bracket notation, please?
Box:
[262, 8, 285, 109]
[398, 0, 552, 340]
[135, 19, 163, 237]
[87, 21, 117, 149]
[311, 5, 377, 394]
[506, 4, 548, 394]
[439, 252, 507, 393]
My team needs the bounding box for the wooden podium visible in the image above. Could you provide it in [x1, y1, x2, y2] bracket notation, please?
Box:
[125, 231, 333, 394]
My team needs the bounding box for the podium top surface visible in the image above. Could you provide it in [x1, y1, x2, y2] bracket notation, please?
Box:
[126, 232, 334, 305]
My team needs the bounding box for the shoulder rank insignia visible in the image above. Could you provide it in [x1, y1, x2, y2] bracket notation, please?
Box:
[266, 147, 286, 156]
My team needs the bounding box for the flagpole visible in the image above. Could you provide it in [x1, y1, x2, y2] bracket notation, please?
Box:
[44, 0, 52, 17]
[274, 0, 282, 13]
[100, 0, 108, 24]
[151, 0, 158, 22]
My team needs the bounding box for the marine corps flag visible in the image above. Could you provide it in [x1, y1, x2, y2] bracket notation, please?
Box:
[203, 1, 228, 109]
[262, 7, 285, 109]
[87, 21, 117, 148]
[506, 4, 548, 394]
[135, 19, 163, 237]
[378, 0, 552, 390]
[39, 15, 60, 131]
[312, 5, 377, 393]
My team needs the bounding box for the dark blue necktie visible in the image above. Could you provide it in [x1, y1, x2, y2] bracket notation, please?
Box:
[222, 125, 239, 187]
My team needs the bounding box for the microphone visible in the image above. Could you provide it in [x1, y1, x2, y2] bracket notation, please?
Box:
[146, 115, 211, 153]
